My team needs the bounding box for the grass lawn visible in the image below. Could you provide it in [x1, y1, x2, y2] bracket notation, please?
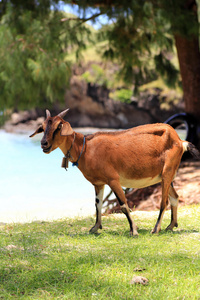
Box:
[0, 205, 200, 299]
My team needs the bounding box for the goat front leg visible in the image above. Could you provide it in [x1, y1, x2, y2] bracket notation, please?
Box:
[109, 180, 138, 236]
[89, 185, 105, 234]
[166, 183, 179, 231]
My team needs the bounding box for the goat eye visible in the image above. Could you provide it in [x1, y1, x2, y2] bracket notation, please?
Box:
[58, 123, 62, 130]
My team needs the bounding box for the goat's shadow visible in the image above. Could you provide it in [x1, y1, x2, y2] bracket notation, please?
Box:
[66, 227, 199, 238]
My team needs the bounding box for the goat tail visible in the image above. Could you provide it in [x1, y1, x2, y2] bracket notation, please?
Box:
[183, 141, 200, 159]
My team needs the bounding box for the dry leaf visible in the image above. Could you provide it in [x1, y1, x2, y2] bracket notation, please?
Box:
[130, 276, 149, 285]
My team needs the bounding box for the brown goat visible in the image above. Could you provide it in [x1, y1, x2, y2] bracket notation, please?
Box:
[30, 109, 200, 235]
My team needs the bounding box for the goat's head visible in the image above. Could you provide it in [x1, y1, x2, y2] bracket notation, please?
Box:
[29, 109, 73, 153]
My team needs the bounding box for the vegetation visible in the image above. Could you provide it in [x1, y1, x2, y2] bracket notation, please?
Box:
[77, 0, 200, 118]
[81, 64, 111, 88]
[0, 205, 200, 299]
[0, 6, 92, 111]
[109, 88, 133, 104]
[1, 1, 200, 120]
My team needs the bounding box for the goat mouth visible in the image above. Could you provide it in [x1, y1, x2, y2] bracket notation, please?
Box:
[42, 145, 52, 153]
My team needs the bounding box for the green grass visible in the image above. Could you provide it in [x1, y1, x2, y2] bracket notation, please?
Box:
[0, 206, 200, 299]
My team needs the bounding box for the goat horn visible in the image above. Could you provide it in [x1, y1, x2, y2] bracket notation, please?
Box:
[58, 108, 70, 119]
[46, 109, 51, 118]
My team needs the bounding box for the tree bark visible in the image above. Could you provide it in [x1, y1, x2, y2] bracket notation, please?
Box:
[175, 34, 200, 119]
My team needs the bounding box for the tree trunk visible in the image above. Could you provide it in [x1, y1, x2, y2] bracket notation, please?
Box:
[175, 35, 200, 119]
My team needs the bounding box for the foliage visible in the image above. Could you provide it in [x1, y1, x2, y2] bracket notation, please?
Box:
[76, 1, 181, 89]
[110, 88, 133, 104]
[0, 0, 199, 112]
[0, 205, 200, 299]
[0, 4, 91, 111]
[81, 64, 109, 87]
[74, 0, 199, 93]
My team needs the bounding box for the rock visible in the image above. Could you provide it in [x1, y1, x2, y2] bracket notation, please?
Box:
[4, 116, 45, 133]
[36, 117, 45, 125]
[64, 75, 156, 128]
[65, 77, 105, 116]
[138, 89, 184, 122]
[78, 115, 94, 127]
[10, 109, 37, 125]
[3, 76, 180, 133]
[117, 112, 129, 125]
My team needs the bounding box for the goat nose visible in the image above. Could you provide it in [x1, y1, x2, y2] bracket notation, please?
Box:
[41, 140, 48, 147]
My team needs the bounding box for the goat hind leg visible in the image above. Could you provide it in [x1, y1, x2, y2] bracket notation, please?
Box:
[166, 183, 179, 231]
[152, 178, 171, 234]
[89, 185, 105, 234]
[110, 180, 138, 236]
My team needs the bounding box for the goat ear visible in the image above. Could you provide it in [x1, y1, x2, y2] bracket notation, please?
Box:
[29, 125, 44, 138]
[60, 122, 74, 136]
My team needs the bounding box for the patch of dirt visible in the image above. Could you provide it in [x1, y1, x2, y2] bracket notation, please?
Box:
[104, 161, 200, 213]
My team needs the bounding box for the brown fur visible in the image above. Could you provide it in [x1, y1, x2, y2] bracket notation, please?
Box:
[30, 111, 200, 235]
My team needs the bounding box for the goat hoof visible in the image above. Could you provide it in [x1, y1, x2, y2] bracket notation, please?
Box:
[130, 231, 139, 237]
[89, 224, 102, 234]
[165, 227, 173, 232]
[165, 222, 178, 231]
[89, 228, 97, 234]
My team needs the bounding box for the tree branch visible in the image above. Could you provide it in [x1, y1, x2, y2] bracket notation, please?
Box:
[61, 12, 103, 25]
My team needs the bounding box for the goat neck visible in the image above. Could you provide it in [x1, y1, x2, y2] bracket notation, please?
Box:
[59, 132, 85, 165]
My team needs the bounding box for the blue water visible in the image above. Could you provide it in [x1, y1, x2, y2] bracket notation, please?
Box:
[0, 130, 108, 223]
